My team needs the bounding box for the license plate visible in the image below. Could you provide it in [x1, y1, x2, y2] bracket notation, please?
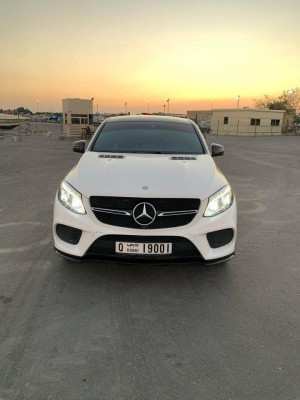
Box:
[115, 242, 172, 255]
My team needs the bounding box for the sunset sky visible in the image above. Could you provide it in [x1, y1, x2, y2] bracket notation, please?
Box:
[1, 0, 299, 114]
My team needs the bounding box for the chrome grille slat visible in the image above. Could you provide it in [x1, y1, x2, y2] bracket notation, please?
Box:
[91, 207, 132, 216]
[157, 210, 198, 217]
[92, 207, 198, 217]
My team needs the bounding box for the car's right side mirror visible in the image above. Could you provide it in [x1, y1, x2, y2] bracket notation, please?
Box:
[211, 143, 224, 157]
[73, 140, 86, 153]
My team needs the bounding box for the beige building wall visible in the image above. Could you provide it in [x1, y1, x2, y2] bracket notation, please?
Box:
[187, 110, 213, 122]
[62, 98, 94, 137]
[210, 109, 285, 136]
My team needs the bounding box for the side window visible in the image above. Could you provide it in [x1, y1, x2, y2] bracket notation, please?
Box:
[271, 119, 280, 126]
[224, 117, 228, 124]
[251, 119, 260, 126]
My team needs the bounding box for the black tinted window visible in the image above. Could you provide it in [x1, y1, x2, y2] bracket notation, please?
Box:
[92, 121, 204, 154]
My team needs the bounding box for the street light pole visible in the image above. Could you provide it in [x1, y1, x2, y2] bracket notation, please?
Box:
[166, 98, 170, 114]
[36, 99, 39, 113]
[236, 96, 240, 109]
[163, 104, 166, 113]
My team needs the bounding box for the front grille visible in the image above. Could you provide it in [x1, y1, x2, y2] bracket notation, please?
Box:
[56, 224, 82, 245]
[90, 197, 200, 229]
[85, 235, 202, 260]
[207, 229, 234, 248]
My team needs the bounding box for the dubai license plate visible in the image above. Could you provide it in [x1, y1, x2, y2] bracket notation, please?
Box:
[115, 242, 172, 255]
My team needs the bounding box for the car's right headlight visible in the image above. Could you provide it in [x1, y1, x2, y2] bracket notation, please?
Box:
[58, 181, 86, 214]
[203, 185, 233, 217]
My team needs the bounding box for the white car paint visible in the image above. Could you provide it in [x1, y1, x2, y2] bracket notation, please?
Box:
[53, 115, 237, 263]
[66, 153, 227, 200]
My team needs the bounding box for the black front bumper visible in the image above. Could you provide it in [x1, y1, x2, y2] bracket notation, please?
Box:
[54, 248, 235, 265]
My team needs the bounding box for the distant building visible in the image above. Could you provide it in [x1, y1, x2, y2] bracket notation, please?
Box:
[62, 98, 93, 137]
[211, 108, 285, 135]
[187, 108, 285, 135]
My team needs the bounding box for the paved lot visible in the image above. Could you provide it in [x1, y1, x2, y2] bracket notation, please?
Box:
[0, 125, 299, 400]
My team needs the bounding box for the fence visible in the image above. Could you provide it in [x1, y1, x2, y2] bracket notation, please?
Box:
[211, 119, 283, 137]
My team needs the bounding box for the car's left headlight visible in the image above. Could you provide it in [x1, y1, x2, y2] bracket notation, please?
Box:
[204, 185, 233, 217]
[58, 181, 86, 214]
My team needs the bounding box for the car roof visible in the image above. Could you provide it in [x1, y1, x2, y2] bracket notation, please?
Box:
[105, 115, 191, 124]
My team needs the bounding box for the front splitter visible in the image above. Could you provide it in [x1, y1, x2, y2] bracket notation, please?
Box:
[54, 248, 235, 265]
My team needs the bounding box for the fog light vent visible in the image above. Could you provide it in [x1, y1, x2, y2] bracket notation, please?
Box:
[56, 224, 82, 245]
[207, 229, 234, 248]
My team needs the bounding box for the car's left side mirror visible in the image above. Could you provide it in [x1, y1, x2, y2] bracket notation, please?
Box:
[211, 143, 224, 157]
[73, 140, 86, 153]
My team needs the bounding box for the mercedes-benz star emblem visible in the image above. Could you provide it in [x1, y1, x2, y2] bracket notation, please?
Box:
[133, 202, 156, 226]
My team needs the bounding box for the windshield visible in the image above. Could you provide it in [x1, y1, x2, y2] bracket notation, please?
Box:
[92, 121, 204, 154]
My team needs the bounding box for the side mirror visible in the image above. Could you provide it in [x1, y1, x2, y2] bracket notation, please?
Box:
[211, 143, 224, 157]
[73, 140, 85, 153]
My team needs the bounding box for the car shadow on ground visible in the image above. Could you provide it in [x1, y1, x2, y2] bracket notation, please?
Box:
[52, 254, 234, 303]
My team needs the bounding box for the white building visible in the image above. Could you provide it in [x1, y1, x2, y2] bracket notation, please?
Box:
[62, 98, 94, 137]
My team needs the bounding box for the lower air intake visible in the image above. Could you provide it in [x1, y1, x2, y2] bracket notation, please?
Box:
[206, 228, 234, 248]
[56, 224, 82, 245]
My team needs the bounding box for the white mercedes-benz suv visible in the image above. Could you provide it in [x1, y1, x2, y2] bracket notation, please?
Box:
[53, 115, 237, 264]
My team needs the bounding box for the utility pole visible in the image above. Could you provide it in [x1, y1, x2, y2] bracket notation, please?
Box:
[166, 98, 170, 113]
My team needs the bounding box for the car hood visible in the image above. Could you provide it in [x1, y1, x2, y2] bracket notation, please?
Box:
[66, 152, 228, 200]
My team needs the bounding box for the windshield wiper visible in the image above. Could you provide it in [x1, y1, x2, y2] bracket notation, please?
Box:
[97, 150, 168, 154]
[96, 150, 121, 153]
[130, 151, 166, 154]
[95, 150, 201, 155]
